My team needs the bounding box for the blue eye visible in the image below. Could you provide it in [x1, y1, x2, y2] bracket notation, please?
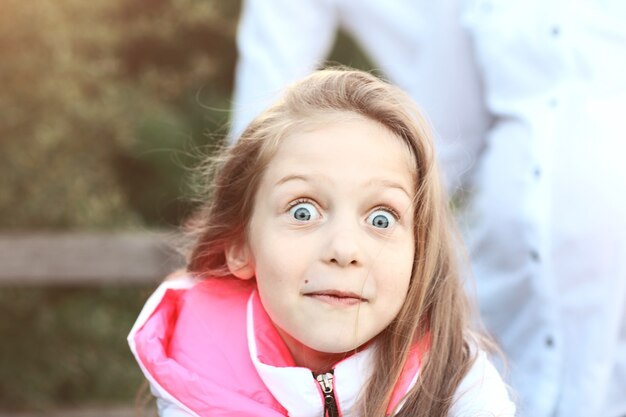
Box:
[366, 209, 396, 229]
[288, 202, 320, 221]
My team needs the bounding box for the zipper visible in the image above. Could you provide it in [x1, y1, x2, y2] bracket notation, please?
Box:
[315, 371, 340, 417]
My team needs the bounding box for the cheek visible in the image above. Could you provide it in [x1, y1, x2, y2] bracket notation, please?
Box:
[250, 232, 312, 294]
[371, 243, 414, 313]
[376, 241, 414, 282]
[251, 220, 317, 270]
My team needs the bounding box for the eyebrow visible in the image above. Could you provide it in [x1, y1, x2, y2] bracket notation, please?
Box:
[275, 174, 312, 187]
[275, 174, 413, 199]
[364, 178, 413, 199]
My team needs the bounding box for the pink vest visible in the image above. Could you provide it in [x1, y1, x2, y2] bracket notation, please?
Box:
[128, 275, 422, 416]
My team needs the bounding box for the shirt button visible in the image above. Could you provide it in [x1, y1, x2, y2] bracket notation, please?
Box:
[545, 336, 555, 347]
[534, 167, 542, 178]
[551, 26, 561, 37]
[548, 98, 558, 107]
[530, 250, 540, 261]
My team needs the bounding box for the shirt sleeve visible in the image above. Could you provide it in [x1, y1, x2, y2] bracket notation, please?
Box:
[230, 0, 339, 141]
[449, 350, 517, 417]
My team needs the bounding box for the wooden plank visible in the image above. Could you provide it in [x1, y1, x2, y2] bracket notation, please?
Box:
[0, 405, 155, 417]
[0, 231, 186, 285]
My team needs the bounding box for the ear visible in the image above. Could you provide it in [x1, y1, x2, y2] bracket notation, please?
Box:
[225, 240, 255, 280]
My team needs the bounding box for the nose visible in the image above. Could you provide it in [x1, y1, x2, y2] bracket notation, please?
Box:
[323, 222, 363, 267]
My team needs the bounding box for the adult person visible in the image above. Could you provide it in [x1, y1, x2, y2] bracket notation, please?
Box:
[229, 1, 626, 416]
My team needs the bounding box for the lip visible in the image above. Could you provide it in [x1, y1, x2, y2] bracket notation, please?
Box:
[304, 290, 368, 306]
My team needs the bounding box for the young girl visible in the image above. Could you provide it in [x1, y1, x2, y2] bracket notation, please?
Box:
[128, 69, 515, 417]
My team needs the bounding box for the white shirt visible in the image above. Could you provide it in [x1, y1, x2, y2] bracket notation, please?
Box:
[462, 1, 626, 417]
[231, 1, 626, 416]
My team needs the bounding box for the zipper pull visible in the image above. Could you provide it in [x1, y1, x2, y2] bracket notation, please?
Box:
[315, 371, 340, 417]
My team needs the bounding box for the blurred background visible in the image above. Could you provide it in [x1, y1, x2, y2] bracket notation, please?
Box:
[0, 0, 373, 415]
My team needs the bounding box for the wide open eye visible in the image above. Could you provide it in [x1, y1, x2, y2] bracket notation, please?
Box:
[288, 202, 320, 222]
[366, 209, 397, 229]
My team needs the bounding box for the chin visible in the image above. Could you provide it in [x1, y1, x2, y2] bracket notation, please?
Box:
[305, 336, 368, 355]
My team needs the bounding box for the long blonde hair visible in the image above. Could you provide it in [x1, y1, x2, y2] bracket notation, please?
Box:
[187, 68, 476, 417]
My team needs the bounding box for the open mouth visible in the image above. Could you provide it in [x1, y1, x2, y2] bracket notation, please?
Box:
[304, 290, 368, 306]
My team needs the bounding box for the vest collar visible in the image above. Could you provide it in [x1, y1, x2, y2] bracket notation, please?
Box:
[246, 290, 421, 417]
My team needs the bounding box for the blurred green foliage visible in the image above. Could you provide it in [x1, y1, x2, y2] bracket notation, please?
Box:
[0, 0, 373, 410]
[0, 285, 154, 410]
[0, 0, 239, 230]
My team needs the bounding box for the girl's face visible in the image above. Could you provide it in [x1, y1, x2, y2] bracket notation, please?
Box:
[238, 115, 416, 371]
